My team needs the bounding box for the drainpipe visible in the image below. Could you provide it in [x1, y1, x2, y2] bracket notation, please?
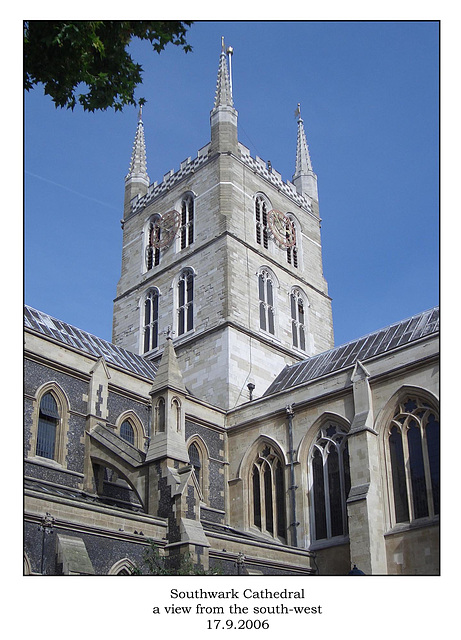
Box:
[286, 404, 299, 547]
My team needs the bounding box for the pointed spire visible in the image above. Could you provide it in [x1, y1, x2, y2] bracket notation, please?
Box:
[292, 104, 318, 202]
[210, 38, 238, 155]
[126, 105, 149, 184]
[213, 36, 233, 109]
[294, 104, 313, 175]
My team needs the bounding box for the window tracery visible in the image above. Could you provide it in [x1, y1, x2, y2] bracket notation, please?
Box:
[387, 396, 439, 524]
[255, 195, 270, 249]
[36, 392, 60, 460]
[290, 289, 307, 351]
[179, 194, 194, 249]
[309, 423, 350, 542]
[177, 268, 194, 336]
[143, 288, 159, 353]
[120, 420, 135, 446]
[258, 269, 275, 335]
[250, 443, 286, 540]
[145, 215, 161, 270]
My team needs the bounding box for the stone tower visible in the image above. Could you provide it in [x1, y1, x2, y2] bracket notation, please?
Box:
[112, 39, 334, 409]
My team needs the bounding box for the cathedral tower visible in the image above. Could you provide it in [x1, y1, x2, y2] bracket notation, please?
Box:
[112, 40, 334, 409]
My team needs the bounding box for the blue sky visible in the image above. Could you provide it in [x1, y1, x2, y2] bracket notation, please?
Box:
[24, 20, 439, 348]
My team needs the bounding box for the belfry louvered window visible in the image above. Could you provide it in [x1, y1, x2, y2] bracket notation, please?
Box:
[286, 218, 298, 268]
[180, 194, 194, 249]
[146, 217, 161, 270]
[177, 268, 194, 335]
[255, 195, 269, 248]
[36, 393, 60, 460]
[387, 396, 439, 524]
[120, 420, 135, 446]
[258, 269, 275, 335]
[251, 444, 286, 540]
[309, 423, 351, 541]
[143, 288, 159, 353]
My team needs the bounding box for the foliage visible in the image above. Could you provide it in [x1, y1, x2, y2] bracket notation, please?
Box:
[130, 539, 222, 575]
[24, 21, 193, 112]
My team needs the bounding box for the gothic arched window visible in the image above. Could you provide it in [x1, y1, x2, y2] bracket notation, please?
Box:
[309, 423, 350, 542]
[258, 269, 275, 335]
[36, 392, 60, 460]
[143, 288, 159, 353]
[387, 396, 439, 524]
[145, 215, 161, 270]
[179, 194, 194, 249]
[177, 268, 194, 336]
[251, 443, 286, 540]
[255, 195, 270, 249]
[286, 216, 299, 268]
[120, 420, 135, 446]
[290, 289, 307, 351]
[156, 398, 166, 433]
[189, 442, 202, 486]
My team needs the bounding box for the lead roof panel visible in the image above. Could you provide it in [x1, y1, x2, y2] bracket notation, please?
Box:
[264, 307, 439, 396]
[24, 306, 158, 381]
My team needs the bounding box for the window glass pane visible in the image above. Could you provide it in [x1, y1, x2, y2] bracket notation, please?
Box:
[189, 443, 201, 485]
[157, 399, 165, 433]
[152, 292, 159, 316]
[299, 326, 306, 351]
[408, 420, 429, 519]
[144, 327, 150, 353]
[186, 273, 193, 302]
[178, 279, 185, 307]
[266, 279, 273, 307]
[259, 302, 266, 331]
[264, 464, 273, 534]
[298, 300, 304, 324]
[275, 462, 286, 538]
[292, 320, 298, 348]
[186, 302, 193, 332]
[312, 449, 327, 540]
[36, 415, 56, 459]
[290, 294, 297, 319]
[258, 274, 265, 301]
[253, 466, 261, 528]
[120, 421, 135, 445]
[144, 298, 151, 325]
[389, 426, 410, 523]
[40, 393, 59, 418]
[178, 308, 185, 335]
[327, 448, 343, 537]
[426, 414, 440, 515]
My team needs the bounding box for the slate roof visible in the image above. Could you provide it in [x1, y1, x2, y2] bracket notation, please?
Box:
[24, 305, 158, 381]
[264, 307, 439, 397]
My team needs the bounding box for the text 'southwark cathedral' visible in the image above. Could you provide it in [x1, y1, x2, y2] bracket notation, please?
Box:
[24, 40, 439, 576]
